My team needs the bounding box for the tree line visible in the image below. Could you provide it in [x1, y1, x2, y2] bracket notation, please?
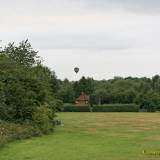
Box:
[58, 76, 160, 112]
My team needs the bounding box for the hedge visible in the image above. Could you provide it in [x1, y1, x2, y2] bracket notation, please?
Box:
[62, 104, 139, 112]
[92, 104, 139, 112]
[63, 104, 90, 112]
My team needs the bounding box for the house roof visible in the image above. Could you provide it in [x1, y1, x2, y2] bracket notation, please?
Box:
[76, 92, 90, 101]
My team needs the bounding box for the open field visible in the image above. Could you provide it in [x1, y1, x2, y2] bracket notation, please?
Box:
[1, 112, 160, 160]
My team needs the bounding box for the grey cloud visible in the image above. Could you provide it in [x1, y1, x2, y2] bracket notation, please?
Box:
[1, 0, 160, 14]
[70, 0, 160, 14]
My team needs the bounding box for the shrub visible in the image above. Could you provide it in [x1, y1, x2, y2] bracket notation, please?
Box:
[92, 104, 139, 112]
[0, 121, 41, 147]
[54, 99, 63, 112]
[32, 104, 55, 133]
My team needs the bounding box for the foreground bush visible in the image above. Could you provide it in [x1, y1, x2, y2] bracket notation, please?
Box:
[92, 104, 139, 112]
[0, 121, 41, 147]
[0, 104, 60, 147]
[32, 105, 55, 133]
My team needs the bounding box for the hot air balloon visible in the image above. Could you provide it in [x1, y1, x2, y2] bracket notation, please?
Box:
[74, 67, 79, 74]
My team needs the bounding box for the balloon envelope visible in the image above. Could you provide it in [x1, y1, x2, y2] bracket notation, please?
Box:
[74, 67, 79, 73]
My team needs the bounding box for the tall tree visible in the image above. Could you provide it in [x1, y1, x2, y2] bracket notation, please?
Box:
[58, 79, 75, 103]
[73, 76, 94, 97]
[2, 40, 40, 67]
[0, 43, 59, 121]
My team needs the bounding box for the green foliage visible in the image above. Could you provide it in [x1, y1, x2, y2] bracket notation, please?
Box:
[63, 104, 91, 112]
[58, 79, 75, 103]
[0, 121, 41, 147]
[2, 40, 40, 67]
[59, 76, 160, 112]
[53, 99, 64, 111]
[92, 104, 139, 112]
[32, 105, 55, 133]
[4, 76, 39, 121]
[62, 104, 139, 112]
[73, 76, 94, 98]
[137, 90, 160, 112]
[0, 41, 59, 122]
[0, 82, 6, 120]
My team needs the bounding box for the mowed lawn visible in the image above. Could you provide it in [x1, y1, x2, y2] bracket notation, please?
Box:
[1, 113, 160, 160]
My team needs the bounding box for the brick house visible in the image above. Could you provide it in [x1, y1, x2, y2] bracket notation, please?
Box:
[76, 92, 90, 106]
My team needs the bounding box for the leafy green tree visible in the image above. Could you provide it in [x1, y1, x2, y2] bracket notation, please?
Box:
[152, 75, 160, 93]
[137, 90, 160, 111]
[4, 73, 44, 121]
[0, 42, 59, 122]
[73, 76, 94, 98]
[2, 40, 40, 67]
[93, 80, 109, 104]
[58, 79, 75, 103]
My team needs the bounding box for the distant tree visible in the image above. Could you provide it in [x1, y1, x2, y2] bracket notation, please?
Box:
[93, 80, 109, 104]
[58, 79, 75, 103]
[73, 76, 94, 98]
[137, 90, 160, 112]
[152, 75, 160, 93]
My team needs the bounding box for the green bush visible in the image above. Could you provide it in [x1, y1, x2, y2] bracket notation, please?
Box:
[32, 104, 55, 133]
[63, 104, 91, 112]
[92, 104, 139, 112]
[54, 99, 63, 112]
[0, 121, 41, 147]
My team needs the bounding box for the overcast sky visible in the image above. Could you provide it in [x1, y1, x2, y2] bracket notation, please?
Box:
[1, 0, 160, 80]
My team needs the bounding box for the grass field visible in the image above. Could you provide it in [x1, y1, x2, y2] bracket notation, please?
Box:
[1, 113, 160, 160]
